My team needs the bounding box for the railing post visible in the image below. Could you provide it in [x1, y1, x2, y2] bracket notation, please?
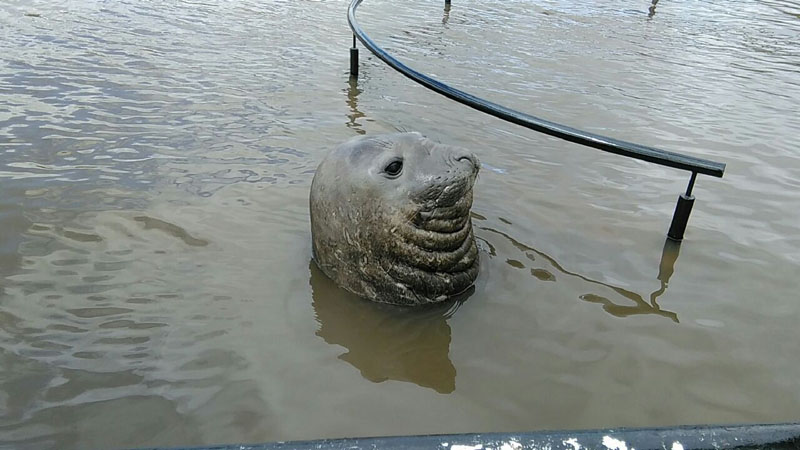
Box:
[445, 0, 451, 5]
[667, 172, 697, 241]
[350, 34, 359, 78]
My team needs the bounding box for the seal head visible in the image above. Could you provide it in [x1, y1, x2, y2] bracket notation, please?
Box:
[310, 132, 480, 306]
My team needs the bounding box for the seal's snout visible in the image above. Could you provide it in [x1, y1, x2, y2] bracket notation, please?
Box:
[453, 152, 480, 174]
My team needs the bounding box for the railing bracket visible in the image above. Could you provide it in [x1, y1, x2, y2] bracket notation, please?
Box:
[349, 34, 359, 78]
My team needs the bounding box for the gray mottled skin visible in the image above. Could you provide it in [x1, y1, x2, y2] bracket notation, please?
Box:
[310, 132, 480, 306]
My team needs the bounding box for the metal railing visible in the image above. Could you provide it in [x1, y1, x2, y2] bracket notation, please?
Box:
[347, 0, 726, 241]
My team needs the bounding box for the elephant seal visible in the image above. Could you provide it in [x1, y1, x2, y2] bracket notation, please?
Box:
[310, 132, 480, 306]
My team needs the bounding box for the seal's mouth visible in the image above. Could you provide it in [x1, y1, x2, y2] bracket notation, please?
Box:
[412, 190, 472, 234]
[411, 173, 475, 235]
[386, 180, 479, 303]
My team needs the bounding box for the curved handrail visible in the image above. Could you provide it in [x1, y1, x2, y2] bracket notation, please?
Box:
[347, 0, 726, 178]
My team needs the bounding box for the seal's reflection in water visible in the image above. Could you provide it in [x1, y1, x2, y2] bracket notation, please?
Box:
[309, 261, 466, 394]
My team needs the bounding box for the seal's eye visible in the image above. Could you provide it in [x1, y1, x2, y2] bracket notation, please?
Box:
[384, 159, 403, 177]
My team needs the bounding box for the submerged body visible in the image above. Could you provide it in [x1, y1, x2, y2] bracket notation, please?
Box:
[310, 132, 480, 306]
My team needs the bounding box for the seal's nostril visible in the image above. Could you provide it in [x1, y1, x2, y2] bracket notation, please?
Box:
[455, 153, 479, 170]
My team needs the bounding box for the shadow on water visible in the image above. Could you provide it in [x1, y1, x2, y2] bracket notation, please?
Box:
[442, 3, 451, 25]
[309, 261, 468, 394]
[478, 224, 681, 323]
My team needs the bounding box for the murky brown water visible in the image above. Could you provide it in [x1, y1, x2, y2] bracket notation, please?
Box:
[1, 0, 799, 448]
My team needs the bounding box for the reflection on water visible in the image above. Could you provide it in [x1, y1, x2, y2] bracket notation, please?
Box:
[310, 216, 682, 396]
[310, 261, 462, 394]
[579, 240, 680, 323]
[345, 77, 366, 135]
[648, 0, 659, 18]
[133, 215, 209, 247]
[0, 208, 277, 448]
[479, 225, 680, 322]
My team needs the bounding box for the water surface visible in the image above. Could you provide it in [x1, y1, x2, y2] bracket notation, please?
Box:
[1, 0, 799, 448]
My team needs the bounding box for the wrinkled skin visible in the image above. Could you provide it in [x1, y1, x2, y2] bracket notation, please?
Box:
[310, 132, 480, 306]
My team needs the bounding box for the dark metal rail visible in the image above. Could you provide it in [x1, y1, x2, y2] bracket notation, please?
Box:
[149, 422, 800, 450]
[347, 0, 727, 240]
